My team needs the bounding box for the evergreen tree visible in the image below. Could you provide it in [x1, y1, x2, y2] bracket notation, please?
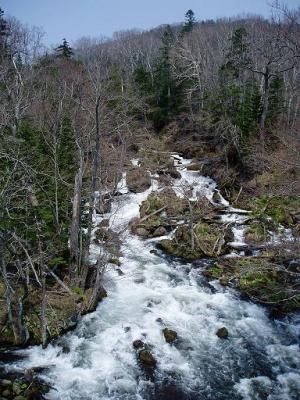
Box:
[267, 74, 284, 126]
[182, 9, 196, 34]
[0, 8, 8, 59]
[152, 25, 179, 129]
[55, 38, 74, 58]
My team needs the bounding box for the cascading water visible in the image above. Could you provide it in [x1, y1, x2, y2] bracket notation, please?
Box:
[2, 156, 300, 400]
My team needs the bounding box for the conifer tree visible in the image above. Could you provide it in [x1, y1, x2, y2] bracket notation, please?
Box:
[0, 8, 8, 59]
[182, 9, 196, 34]
[55, 38, 74, 58]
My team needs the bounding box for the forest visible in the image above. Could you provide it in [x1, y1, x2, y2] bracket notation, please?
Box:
[0, 3, 300, 400]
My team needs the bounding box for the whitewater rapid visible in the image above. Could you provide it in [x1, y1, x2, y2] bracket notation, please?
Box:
[4, 157, 300, 400]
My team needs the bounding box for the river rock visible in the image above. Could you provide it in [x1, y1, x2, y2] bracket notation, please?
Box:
[186, 162, 202, 171]
[133, 339, 144, 349]
[127, 167, 151, 193]
[150, 249, 158, 255]
[168, 167, 181, 179]
[2, 389, 10, 397]
[216, 327, 229, 338]
[62, 344, 70, 354]
[116, 268, 124, 276]
[163, 328, 177, 343]
[13, 396, 26, 400]
[0, 381, 12, 388]
[98, 218, 109, 228]
[138, 349, 156, 366]
[136, 227, 150, 237]
[153, 226, 167, 237]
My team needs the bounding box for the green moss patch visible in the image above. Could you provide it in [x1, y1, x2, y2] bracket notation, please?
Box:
[203, 258, 300, 314]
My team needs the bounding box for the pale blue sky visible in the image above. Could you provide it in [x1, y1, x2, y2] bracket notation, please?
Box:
[2, 0, 300, 48]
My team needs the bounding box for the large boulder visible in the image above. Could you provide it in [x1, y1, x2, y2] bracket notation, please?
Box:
[194, 222, 233, 257]
[244, 221, 269, 245]
[153, 226, 167, 237]
[186, 162, 202, 171]
[135, 227, 150, 237]
[158, 222, 233, 260]
[127, 167, 151, 193]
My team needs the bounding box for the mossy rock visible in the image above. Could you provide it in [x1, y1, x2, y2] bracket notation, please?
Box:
[140, 189, 188, 219]
[244, 221, 270, 245]
[158, 237, 204, 261]
[203, 258, 300, 314]
[240, 196, 300, 228]
[132, 215, 169, 238]
[158, 222, 233, 260]
[195, 222, 233, 256]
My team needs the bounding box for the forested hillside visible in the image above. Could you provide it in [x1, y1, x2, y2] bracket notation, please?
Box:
[0, 3, 299, 350]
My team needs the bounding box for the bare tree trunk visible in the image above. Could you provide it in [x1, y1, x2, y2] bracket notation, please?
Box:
[0, 254, 28, 345]
[88, 255, 106, 311]
[70, 166, 83, 282]
[81, 95, 101, 288]
[259, 68, 270, 148]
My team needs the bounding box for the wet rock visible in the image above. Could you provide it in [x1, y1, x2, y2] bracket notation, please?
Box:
[216, 327, 229, 338]
[153, 226, 167, 237]
[95, 199, 111, 214]
[166, 166, 181, 179]
[23, 370, 34, 384]
[163, 328, 178, 343]
[156, 318, 163, 324]
[134, 275, 145, 284]
[219, 277, 229, 286]
[287, 259, 300, 273]
[98, 219, 109, 228]
[186, 163, 201, 171]
[62, 345, 70, 354]
[124, 326, 131, 332]
[136, 228, 150, 237]
[2, 389, 10, 397]
[108, 258, 122, 267]
[150, 249, 158, 255]
[138, 349, 156, 366]
[133, 340, 144, 349]
[94, 227, 114, 242]
[116, 268, 124, 276]
[0, 381, 12, 388]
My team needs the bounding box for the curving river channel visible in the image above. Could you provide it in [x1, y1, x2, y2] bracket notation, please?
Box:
[3, 157, 300, 400]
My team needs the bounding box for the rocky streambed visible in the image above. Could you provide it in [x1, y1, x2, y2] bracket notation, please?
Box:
[1, 155, 299, 400]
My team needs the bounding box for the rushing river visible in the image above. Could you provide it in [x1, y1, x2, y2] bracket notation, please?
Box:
[3, 157, 300, 400]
